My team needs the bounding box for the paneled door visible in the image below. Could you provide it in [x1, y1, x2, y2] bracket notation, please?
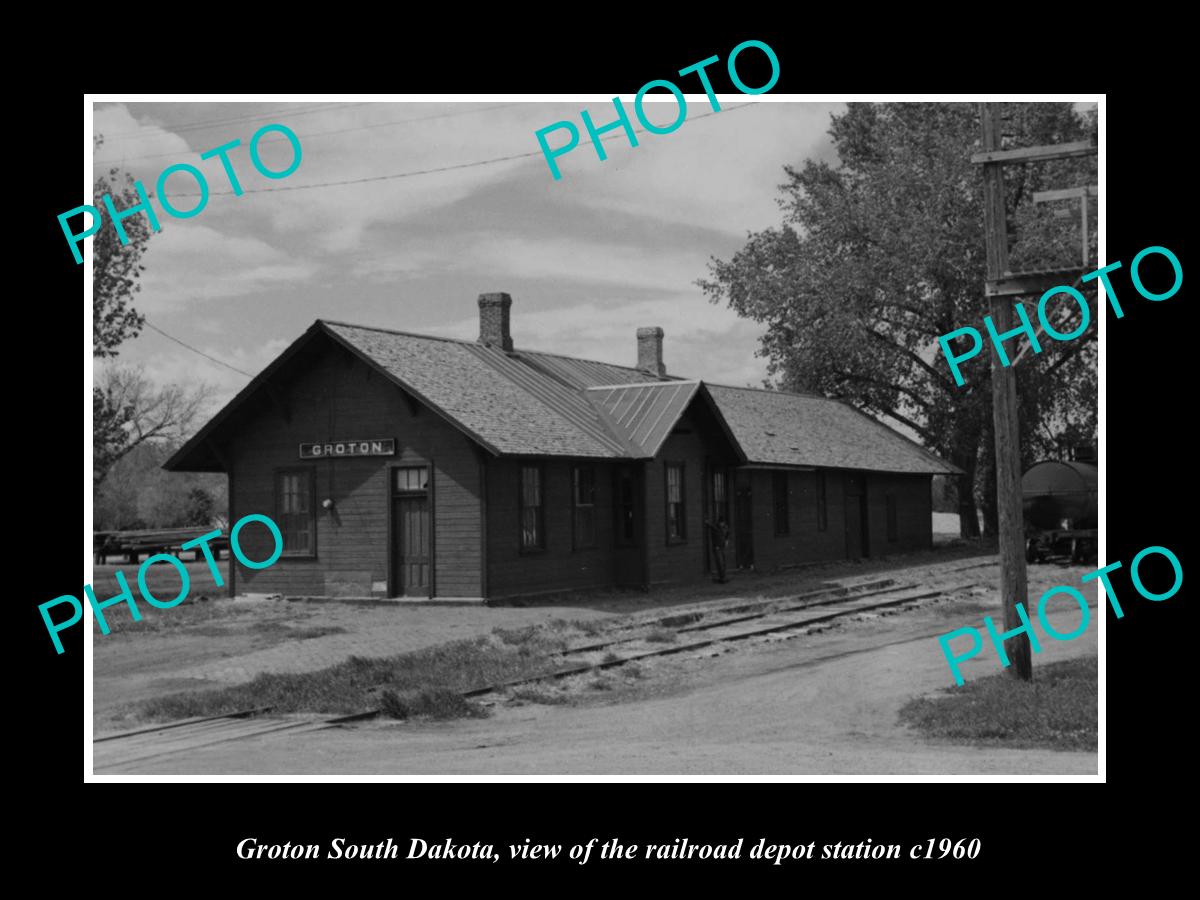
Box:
[391, 466, 431, 597]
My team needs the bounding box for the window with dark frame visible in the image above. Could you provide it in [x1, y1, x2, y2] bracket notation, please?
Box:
[275, 468, 315, 557]
[711, 468, 727, 520]
[393, 466, 429, 493]
[886, 494, 898, 542]
[773, 471, 790, 535]
[573, 465, 597, 550]
[665, 461, 686, 543]
[817, 471, 828, 532]
[519, 464, 545, 551]
[615, 467, 636, 546]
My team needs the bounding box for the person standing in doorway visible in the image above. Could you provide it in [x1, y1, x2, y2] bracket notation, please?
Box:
[704, 515, 730, 584]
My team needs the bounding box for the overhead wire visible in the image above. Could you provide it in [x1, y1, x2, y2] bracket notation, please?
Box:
[166, 103, 759, 197]
[100, 102, 366, 139]
[110, 102, 764, 378]
[94, 103, 521, 166]
[142, 319, 255, 377]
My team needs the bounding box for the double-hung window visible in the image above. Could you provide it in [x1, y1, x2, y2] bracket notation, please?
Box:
[665, 462, 686, 543]
[276, 468, 315, 557]
[519, 464, 545, 551]
[773, 471, 790, 535]
[573, 465, 597, 550]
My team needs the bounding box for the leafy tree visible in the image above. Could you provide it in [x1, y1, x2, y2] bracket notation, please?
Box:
[699, 102, 1097, 537]
[179, 487, 216, 527]
[90, 137, 211, 489]
[93, 135, 152, 358]
[95, 442, 228, 531]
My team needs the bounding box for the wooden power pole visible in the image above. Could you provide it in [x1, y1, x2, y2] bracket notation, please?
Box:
[972, 104, 1095, 681]
[978, 104, 1032, 680]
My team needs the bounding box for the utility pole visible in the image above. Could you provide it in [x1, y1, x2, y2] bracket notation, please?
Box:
[1033, 185, 1097, 268]
[978, 103, 1032, 680]
[972, 104, 1095, 681]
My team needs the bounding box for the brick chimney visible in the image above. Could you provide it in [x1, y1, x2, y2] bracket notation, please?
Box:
[478, 292, 513, 352]
[637, 326, 665, 377]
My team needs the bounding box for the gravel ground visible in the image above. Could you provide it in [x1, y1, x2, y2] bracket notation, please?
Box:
[94, 553, 1102, 775]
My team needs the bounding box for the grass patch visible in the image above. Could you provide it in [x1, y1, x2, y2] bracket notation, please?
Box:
[95, 597, 248, 636]
[134, 634, 569, 723]
[899, 656, 1097, 751]
[644, 626, 677, 644]
[380, 688, 485, 720]
[248, 622, 346, 641]
[492, 624, 569, 655]
[509, 686, 571, 706]
[493, 625, 540, 645]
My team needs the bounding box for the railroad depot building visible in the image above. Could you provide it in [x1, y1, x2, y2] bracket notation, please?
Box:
[165, 294, 959, 602]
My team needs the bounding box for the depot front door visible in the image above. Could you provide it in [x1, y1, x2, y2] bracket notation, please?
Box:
[391, 466, 431, 597]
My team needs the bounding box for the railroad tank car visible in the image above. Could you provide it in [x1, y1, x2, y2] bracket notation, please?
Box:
[1022, 460, 1098, 562]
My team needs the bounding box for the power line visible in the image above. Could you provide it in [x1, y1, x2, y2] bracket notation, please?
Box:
[101, 102, 365, 139]
[131, 104, 760, 381]
[168, 103, 759, 197]
[142, 319, 254, 377]
[95, 103, 521, 166]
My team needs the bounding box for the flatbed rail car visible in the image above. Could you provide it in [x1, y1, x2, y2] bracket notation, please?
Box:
[94, 528, 230, 565]
[1022, 460, 1098, 563]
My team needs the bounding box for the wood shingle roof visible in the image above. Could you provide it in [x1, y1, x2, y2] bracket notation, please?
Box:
[165, 319, 960, 475]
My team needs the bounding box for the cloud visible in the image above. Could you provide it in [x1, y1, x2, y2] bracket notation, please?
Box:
[93, 103, 195, 186]
[136, 222, 319, 309]
[107, 336, 292, 419]
[560, 100, 842, 234]
[212, 103, 564, 252]
[449, 233, 714, 294]
[92, 100, 837, 396]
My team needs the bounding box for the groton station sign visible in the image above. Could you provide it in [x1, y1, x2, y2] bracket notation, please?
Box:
[299, 439, 396, 459]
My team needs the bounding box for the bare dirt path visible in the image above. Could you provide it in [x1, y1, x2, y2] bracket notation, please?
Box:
[93, 601, 611, 733]
[101, 559, 1099, 775]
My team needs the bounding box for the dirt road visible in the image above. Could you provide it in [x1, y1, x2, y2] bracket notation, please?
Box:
[100, 559, 1099, 775]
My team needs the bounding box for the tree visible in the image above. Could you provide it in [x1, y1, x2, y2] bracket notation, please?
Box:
[93, 135, 153, 358]
[699, 102, 1097, 538]
[179, 487, 216, 527]
[96, 442, 228, 531]
[93, 365, 209, 486]
[90, 137, 213, 490]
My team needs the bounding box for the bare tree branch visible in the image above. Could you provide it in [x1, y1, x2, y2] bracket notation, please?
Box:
[94, 365, 211, 486]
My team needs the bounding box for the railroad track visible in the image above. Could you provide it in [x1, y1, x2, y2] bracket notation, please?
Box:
[93, 563, 988, 771]
[466, 579, 978, 702]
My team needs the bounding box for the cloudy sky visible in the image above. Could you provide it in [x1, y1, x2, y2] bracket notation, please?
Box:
[91, 99, 843, 414]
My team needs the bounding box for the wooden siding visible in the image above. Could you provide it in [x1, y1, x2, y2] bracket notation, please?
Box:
[645, 405, 740, 587]
[485, 397, 739, 599]
[217, 334, 933, 599]
[226, 339, 482, 598]
[745, 469, 848, 570]
[748, 469, 931, 570]
[485, 458, 618, 599]
[865, 472, 933, 555]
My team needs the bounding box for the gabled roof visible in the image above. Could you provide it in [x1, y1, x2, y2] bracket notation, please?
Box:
[165, 318, 959, 476]
[587, 381, 702, 458]
[706, 384, 959, 475]
[323, 322, 633, 458]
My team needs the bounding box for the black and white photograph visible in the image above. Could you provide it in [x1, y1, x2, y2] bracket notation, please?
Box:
[77, 92, 1112, 780]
